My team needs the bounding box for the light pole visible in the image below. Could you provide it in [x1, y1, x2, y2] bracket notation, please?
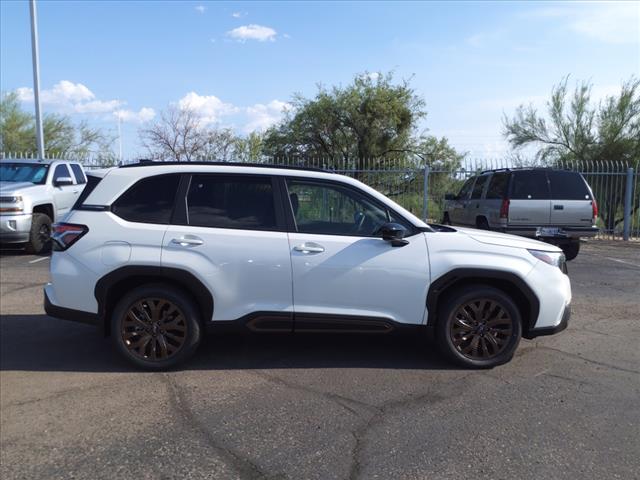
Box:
[29, 0, 45, 159]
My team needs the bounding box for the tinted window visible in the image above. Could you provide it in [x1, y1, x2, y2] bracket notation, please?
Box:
[72, 174, 102, 209]
[511, 171, 550, 200]
[112, 174, 180, 224]
[52, 164, 71, 182]
[69, 164, 86, 184]
[548, 171, 591, 200]
[287, 179, 394, 236]
[457, 177, 476, 199]
[486, 173, 509, 199]
[470, 175, 489, 199]
[186, 175, 276, 230]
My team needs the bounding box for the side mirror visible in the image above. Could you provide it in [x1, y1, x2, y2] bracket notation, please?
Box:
[54, 177, 74, 187]
[444, 193, 457, 201]
[378, 222, 409, 247]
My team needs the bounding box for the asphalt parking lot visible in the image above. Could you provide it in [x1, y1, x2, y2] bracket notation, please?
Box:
[1, 241, 639, 480]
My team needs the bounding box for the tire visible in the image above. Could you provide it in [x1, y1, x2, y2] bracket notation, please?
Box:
[111, 284, 202, 370]
[476, 217, 490, 230]
[442, 213, 451, 225]
[436, 285, 522, 368]
[561, 241, 580, 261]
[25, 213, 52, 254]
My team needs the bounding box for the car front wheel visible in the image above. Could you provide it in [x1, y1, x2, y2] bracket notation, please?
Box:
[111, 284, 202, 370]
[436, 285, 522, 368]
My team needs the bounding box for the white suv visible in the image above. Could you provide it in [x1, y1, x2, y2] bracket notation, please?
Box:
[44, 162, 572, 369]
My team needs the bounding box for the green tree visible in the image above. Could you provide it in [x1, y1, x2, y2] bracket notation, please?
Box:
[0, 91, 114, 160]
[503, 76, 640, 231]
[263, 72, 461, 169]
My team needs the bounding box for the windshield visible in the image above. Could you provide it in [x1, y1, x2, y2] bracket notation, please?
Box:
[0, 163, 50, 184]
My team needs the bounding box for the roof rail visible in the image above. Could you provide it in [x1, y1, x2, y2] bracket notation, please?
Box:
[118, 160, 331, 173]
[479, 166, 564, 174]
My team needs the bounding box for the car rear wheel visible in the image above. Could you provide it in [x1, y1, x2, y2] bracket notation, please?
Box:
[111, 284, 202, 370]
[25, 213, 51, 254]
[436, 285, 522, 368]
[560, 241, 580, 261]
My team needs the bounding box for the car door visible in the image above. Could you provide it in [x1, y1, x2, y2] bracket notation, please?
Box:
[162, 173, 293, 326]
[508, 170, 551, 226]
[467, 174, 490, 226]
[484, 172, 510, 228]
[449, 176, 475, 225]
[50, 163, 80, 219]
[284, 177, 430, 328]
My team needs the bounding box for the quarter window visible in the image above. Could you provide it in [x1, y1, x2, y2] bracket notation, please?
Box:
[486, 173, 509, 199]
[186, 175, 277, 230]
[112, 174, 180, 224]
[287, 179, 396, 236]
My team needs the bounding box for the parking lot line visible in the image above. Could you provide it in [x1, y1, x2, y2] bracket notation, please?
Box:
[603, 257, 640, 269]
[28, 257, 49, 264]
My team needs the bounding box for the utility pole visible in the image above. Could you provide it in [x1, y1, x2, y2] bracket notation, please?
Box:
[29, 0, 45, 159]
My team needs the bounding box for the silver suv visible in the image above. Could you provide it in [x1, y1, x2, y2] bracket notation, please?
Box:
[0, 159, 87, 253]
[442, 168, 598, 260]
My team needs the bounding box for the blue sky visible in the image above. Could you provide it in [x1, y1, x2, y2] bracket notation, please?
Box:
[1, 0, 639, 158]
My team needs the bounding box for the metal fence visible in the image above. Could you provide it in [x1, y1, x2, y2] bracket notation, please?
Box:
[2, 152, 638, 240]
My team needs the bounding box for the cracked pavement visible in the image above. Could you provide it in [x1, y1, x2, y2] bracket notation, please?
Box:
[1, 241, 639, 479]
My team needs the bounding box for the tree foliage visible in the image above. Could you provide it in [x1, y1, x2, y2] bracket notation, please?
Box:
[263, 72, 462, 169]
[503, 76, 640, 165]
[0, 91, 114, 159]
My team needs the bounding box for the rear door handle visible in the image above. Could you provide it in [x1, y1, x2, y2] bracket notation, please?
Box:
[554, 205, 564, 210]
[171, 236, 204, 247]
[293, 242, 325, 254]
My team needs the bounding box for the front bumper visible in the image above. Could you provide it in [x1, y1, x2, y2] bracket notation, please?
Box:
[524, 303, 570, 339]
[0, 213, 32, 243]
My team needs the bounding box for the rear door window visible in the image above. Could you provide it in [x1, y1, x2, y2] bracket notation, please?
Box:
[486, 173, 509, 199]
[112, 174, 181, 224]
[470, 175, 489, 199]
[186, 174, 277, 230]
[69, 164, 86, 184]
[510, 171, 550, 199]
[548, 171, 591, 200]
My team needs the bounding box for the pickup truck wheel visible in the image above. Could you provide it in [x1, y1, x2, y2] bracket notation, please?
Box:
[441, 213, 451, 225]
[561, 241, 580, 261]
[25, 213, 52, 254]
[436, 285, 522, 368]
[111, 284, 202, 370]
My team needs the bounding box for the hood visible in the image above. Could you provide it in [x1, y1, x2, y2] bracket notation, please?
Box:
[454, 226, 561, 252]
[0, 181, 40, 194]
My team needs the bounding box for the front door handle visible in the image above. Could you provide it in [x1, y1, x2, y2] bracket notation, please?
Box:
[171, 236, 204, 247]
[293, 242, 325, 254]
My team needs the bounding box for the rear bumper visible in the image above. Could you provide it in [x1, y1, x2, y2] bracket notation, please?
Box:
[524, 303, 570, 339]
[44, 285, 99, 326]
[503, 226, 598, 240]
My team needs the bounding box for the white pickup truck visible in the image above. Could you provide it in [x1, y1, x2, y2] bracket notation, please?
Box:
[0, 159, 88, 253]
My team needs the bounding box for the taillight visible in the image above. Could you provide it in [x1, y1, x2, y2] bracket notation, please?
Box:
[51, 223, 88, 251]
[500, 198, 510, 219]
[591, 200, 598, 222]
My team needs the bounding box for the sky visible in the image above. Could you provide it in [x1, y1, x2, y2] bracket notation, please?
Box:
[1, 0, 639, 159]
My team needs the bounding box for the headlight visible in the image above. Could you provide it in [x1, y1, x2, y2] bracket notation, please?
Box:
[0, 196, 22, 203]
[528, 249, 566, 272]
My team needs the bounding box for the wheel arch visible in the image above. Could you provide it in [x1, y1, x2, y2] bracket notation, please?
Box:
[94, 266, 214, 336]
[32, 203, 54, 221]
[426, 268, 540, 337]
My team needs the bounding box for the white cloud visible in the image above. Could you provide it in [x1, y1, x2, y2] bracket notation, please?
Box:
[227, 24, 277, 42]
[195, 5, 206, 14]
[16, 80, 154, 123]
[114, 107, 156, 123]
[244, 100, 291, 132]
[178, 91, 239, 123]
[231, 11, 247, 18]
[526, 3, 639, 44]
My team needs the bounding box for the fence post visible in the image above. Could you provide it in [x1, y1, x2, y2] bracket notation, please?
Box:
[422, 164, 430, 221]
[623, 167, 634, 241]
